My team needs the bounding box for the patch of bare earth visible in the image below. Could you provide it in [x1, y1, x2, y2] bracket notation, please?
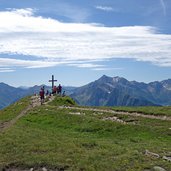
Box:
[59, 106, 171, 121]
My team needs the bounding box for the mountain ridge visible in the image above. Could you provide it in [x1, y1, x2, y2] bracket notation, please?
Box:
[71, 75, 171, 107]
[0, 82, 27, 109]
[0, 83, 77, 109]
[1, 75, 171, 109]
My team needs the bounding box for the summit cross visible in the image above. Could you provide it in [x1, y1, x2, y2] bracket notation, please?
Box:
[49, 75, 57, 90]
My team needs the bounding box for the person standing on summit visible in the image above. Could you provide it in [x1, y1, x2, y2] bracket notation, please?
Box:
[39, 87, 45, 105]
[57, 84, 62, 96]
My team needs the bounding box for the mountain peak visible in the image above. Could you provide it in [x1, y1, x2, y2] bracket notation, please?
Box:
[161, 79, 171, 90]
[111, 76, 130, 86]
[0, 82, 15, 89]
[112, 76, 127, 83]
[98, 75, 112, 82]
[101, 74, 110, 79]
[97, 75, 129, 85]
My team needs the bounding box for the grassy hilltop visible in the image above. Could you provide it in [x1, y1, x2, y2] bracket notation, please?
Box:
[0, 96, 171, 171]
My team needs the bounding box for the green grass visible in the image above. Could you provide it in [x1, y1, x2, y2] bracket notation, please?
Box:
[49, 96, 76, 106]
[0, 96, 31, 123]
[0, 96, 171, 170]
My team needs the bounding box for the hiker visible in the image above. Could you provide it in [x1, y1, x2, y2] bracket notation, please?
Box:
[57, 84, 62, 95]
[52, 86, 57, 95]
[39, 87, 45, 105]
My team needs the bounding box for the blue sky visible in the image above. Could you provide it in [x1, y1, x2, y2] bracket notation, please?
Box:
[0, 0, 171, 87]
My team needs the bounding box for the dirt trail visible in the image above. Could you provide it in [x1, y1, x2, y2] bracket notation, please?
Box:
[59, 106, 171, 121]
[1, 96, 171, 133]
[0, 95, 49, 132]
[0, 95, 55, 132]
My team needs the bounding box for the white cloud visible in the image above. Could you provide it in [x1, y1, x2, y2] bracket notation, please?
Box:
[68, 63, 104, 68]
[95, 6, 114, 12]
[0, 67, 15, 72]
[0, 57, 62, 68]
[92, 67, 123, 71]
[0, 8, 171, 70]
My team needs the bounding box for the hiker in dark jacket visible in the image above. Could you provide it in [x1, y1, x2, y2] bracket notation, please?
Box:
[39, 87, 45, 105]
[57, 84, 62, 95]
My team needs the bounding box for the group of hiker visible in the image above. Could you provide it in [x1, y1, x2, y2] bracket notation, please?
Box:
[52, 84, 62, 95]
[39, 84, 65, 105]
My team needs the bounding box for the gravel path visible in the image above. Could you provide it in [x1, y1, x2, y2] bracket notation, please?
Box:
[58, 106, 171, 121]
[0, 96, 42, 132]
[1, 96, 171, 133]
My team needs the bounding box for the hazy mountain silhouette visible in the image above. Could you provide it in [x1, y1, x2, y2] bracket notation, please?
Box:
[2, 75, 171, 109]
[71, 75, 171, 106]
[0, 83, 27, 109]
[0, 84, 76, 109]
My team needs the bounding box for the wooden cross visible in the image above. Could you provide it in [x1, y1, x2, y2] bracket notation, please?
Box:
[49, 75, 57, 90]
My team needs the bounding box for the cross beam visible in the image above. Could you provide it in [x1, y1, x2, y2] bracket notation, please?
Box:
[49, 75, 57, 90]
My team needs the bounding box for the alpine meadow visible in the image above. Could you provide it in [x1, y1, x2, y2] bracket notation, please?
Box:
[0, 96, 171, 170]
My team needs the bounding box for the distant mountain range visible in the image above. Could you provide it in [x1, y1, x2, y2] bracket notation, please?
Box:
[0, 83, 27, 109]
[70, 75, 171, 106]
[1, 75, 171, 109]
[0, 84, 76, 109]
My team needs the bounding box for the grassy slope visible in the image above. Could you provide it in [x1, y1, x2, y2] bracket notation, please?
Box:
[0, 96, 31, 123]
[0, 96, 171, 171]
